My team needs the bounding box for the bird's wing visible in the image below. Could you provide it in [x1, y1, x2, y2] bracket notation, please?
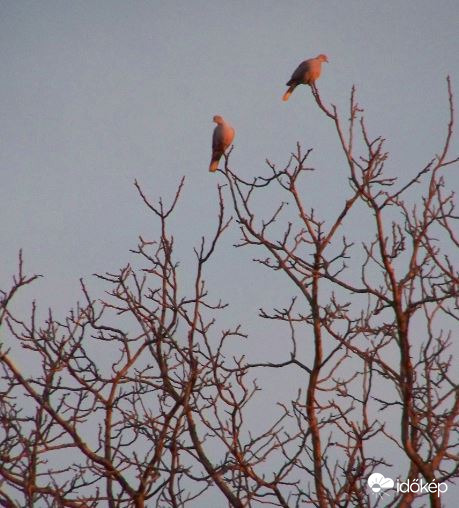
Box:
[287, 60, 311, 86]
[212, 125, 226, 155]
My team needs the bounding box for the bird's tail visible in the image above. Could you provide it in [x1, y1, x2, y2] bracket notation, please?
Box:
[282, 85, 295, 102]
[209, 158, 220, 172]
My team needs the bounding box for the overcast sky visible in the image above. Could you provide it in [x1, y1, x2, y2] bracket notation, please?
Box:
[1, 2, 458, 503]
[2, 0, 458, 306]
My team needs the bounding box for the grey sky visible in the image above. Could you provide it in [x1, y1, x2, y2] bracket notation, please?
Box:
[1, 1, 458, 503]
[2, 2, 458, 303]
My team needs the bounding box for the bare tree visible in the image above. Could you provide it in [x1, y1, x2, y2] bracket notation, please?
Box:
[1, 79, 458, 507]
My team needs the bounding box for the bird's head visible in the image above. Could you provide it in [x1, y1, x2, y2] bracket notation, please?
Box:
[213, 115, 224, 124]
[317, 54, 329, 63]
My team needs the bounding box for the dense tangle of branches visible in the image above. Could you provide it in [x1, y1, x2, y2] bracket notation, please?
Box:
[1, 79, 458, 507]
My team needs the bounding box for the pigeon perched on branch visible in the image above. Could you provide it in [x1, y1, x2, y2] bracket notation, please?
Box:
[282, 54, 329, 101]
[209, 115, 235, 172]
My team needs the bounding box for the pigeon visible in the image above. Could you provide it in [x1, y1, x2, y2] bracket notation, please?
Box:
[209, 115, 235, 172]
[282, 54, 329, 101]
